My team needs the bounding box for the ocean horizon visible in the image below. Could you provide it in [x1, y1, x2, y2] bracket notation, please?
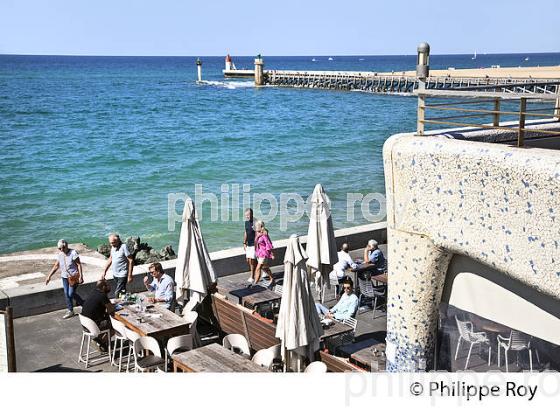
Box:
[2, 52, 560, 254]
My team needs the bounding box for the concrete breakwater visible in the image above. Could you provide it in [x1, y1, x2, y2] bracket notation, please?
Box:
[223, 61, 560, 95]
[264, 70, 560, 94]
[0, 222, 387, 318]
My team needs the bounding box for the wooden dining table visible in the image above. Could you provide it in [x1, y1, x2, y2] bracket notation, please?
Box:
[217, 280, 281, 311]
[337, 339, 387, 371]
[320, 320, 354, 341]
[172, 343, 270, 373]
[115, 302, 189, 339]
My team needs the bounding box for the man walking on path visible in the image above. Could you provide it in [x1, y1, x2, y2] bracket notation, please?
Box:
[243, 208, 257, 285]
[101, 233, 134, 297]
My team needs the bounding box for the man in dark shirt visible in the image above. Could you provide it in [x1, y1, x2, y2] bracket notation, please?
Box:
[243, 208, 257, 285]
[81, 279, 114, 350]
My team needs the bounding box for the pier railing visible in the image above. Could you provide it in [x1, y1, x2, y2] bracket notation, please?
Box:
[264, 70, 560, 96]
[415, 85, 560, 147]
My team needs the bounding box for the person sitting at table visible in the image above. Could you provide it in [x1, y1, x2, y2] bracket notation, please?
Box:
[143, 262, 175, 310]
[315, 279, 359, 320]
[81, 279, 114, 351]
[328, 243, 358, 293]
[362, 239, 386, 274]
[330, 243, 358, 279]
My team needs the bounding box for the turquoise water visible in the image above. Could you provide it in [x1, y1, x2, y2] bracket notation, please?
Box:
[1, 53, 559, 253]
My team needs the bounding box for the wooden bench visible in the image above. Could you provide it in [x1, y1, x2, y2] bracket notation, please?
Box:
[319, 350, 365, 373]
[211, 293, 280, 351]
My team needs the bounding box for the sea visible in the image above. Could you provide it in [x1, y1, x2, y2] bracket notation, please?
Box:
[1, 52, 559, 254]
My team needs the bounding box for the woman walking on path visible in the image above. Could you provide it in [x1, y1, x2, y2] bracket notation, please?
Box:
[254, 220, 275, 287]
[45, 239, 84, 319]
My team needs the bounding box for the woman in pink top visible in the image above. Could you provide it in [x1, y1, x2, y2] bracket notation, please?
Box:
[253, 220, 275, 286]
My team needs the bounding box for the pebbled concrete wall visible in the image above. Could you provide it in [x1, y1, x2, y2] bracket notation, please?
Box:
[383, 131, 560, 371]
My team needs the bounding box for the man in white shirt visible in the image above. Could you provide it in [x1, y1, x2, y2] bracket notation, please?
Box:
[144, 262, 175, 310]
[330, 243, 358, 281]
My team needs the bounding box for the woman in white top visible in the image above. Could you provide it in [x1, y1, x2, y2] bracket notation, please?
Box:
[45, 239, 84, 319]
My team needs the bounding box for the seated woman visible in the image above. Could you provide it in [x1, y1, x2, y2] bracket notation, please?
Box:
[315, 279, 358, 320]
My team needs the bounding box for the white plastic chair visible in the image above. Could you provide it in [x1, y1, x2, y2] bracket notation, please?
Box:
[77, 314, 112, 368]
[109, 316, 128, 372]
[223, 334, 251, 356]
[358, 278, 386, 319]
[304, 361, 327, 373]
[497, 330, 539, 372]
[166, 334, 193, 370]
[267, 343, 284, 371]
[184, 310, 200, 347]
[133, 336, 165, 372]
[124, 328, 140, 372]
[273, 284, 283, 295]
[267, 343, 282, 360]
[321, 274, 342, 303]
[455, 316, 491, 370]
[252, 348, 275, 369]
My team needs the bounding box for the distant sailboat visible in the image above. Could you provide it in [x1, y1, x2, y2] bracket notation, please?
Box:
[525, 56, 530, 61]
[311, 58, 317, 62]
[472, 51, 477, 60]
[328, 57, 333, 61]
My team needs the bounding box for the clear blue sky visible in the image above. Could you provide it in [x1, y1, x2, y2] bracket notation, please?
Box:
[1, 0, 558, 56]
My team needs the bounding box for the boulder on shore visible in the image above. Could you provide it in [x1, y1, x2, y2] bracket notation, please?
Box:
[98, 236, 176, 265]
[97, 244, 111, 258]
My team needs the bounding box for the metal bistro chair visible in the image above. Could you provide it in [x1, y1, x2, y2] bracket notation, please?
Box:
[357, 277, 386, 319]
[133, 336, 166, 373]
[223, 334, 251, 356]
[77, 314, 112, 369]
[329, 316, 358, 354]
[497, 330, 540, 372]
[454, 316, 491, 370]
[166, 334, 193, 371]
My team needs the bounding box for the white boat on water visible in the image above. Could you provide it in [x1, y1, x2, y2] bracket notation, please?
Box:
[312, 58, 317, 62]
[328, 57, 333, 61]
[472, 51, 477, 60]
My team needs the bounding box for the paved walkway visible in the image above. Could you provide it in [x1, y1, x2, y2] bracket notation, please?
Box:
[0, 243, 106, 291]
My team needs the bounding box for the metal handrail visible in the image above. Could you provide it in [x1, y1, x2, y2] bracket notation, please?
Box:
[415, 87, 560, 147]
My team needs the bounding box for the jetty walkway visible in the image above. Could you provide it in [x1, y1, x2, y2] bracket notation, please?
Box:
[223, 63, 560, 95]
